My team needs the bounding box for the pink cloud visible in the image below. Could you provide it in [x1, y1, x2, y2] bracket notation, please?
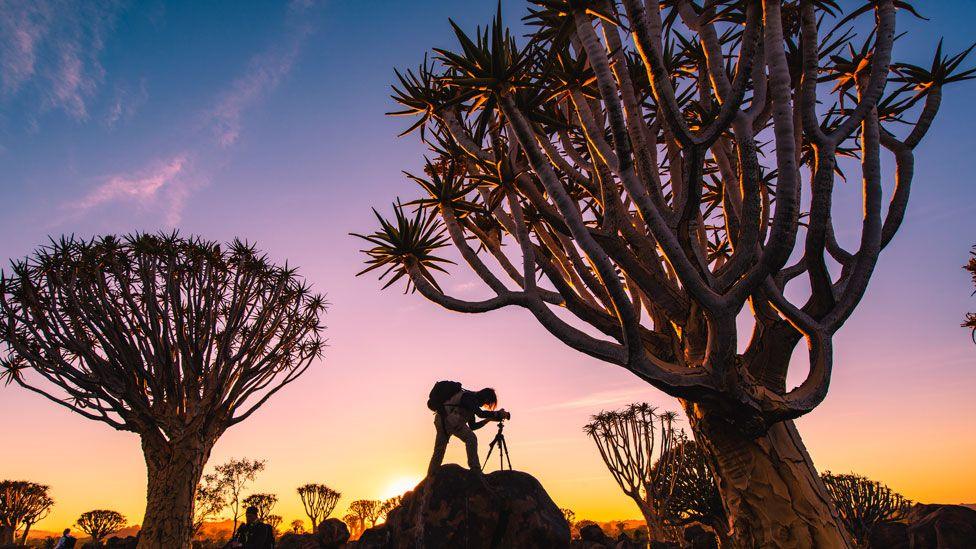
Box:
[72, 155, 197, 226]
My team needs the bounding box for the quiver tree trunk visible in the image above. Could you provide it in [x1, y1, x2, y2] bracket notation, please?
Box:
[0, 526, 13, 545]
[138, 435, 213, 549]
[685, 404, 852, 548]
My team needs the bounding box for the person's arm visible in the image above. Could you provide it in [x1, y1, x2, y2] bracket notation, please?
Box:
[470, 418, 491, 430]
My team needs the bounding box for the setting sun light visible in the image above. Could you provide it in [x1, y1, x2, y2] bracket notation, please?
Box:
[382, 475, 422, 500]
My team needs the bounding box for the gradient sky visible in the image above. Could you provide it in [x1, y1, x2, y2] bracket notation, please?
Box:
[0, 0, 974, 534]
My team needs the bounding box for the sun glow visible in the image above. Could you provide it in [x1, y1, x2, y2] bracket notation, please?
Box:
[382, 475, 422, 500]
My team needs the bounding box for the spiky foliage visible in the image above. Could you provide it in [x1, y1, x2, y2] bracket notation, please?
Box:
[359, 1, 970, 543]
[297, 484, 341, 533]
[349, 500, 382, 530]
[821, 472, 912, 544]
[76, 510, 126, 545]
[266, 514, 282, 534]
[289, 519, 305, 535]
[0, 233, 325, 547]
[653, 441, 726, 541]
[0, 481, 54, 545]
[964, 246, 976, 342]
[242, 493, 278, 522]
[585, 404, 691, 541]
[215, 458, 266, 535]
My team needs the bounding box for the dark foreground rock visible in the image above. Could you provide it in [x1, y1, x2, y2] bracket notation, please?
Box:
[278, 518, 350, 549]
[357, 464, 569, 548]
[906, 503, 976, 548]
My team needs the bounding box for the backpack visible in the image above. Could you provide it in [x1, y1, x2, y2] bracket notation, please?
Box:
[427, 380, 463, 412]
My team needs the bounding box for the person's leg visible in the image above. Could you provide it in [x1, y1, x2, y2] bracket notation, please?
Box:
[454, 424, 482, 473]
[427, 414, 450, 477]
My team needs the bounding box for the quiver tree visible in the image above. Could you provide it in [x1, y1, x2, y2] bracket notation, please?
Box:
[348, 500, 381, 530]
[297, 484, 340, 533]
[241, 493, 278, 522]
[289, 519, 305, 534]
[653, 440, 726, 544]
[76, 509, 126, 546]
[821, 471, 911, 545]
[0, 480, 54, 545]
[584, 404, 691, 541]
[193, 473, 225, 535]
[356, 1, 974, 545]
[964, 246, 975, 341]
[378, 496, 402, 522]
[215, 458, 267, 535]
[0, 234, 326, 549]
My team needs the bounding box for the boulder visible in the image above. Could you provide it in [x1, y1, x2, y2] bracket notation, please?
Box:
[867, 521, 908, 549]
[375, 464, 570, 548]
[906, 503, 976, 549]
[357, 525, 391, 547]
[683, 523, 719, 549]
[579, 524, 611, 544]
[277, 519, 350, 549]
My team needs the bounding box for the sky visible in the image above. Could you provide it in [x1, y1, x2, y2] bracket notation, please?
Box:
[0, 0, 974, 534]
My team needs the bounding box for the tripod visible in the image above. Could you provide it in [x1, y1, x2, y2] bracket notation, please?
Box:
[482, 420, 512, 471]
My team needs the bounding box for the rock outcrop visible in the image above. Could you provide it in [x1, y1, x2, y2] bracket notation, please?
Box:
[278, 518, 350, 549]
[358, 464, 569, 548]
[905, 503, 976, 548]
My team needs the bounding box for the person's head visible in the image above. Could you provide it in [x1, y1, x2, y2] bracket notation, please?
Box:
[246, 506, 259, 524]
[63, 528, 71, 536]
[476, 388, 498, 410]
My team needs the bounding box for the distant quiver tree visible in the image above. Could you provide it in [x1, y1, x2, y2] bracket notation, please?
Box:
[0, 233, 326, 549]
[355, 1, 974, 545]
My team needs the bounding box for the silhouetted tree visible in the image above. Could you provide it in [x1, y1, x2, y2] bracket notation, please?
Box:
[193, 473, 225, 535]
[378, 496, 402, 522]
[560, 508, 576, 527]
[215, 458, 266, 536]
[297, 484, 340, 533]
[821, 471, 912, 545]
[341, 513, 361, 538]
[585, 404, 690, 541]
[289, 519, 305, 535]
[356, 1, 974, 544]
[965, 246, 976, 341]
[653, 440, 727, 545]
[0, 234, 326, 549]
[349, 500, 381, 529]
[266, 514, 282, 535]
[76, 510, 126, 546]
[0, 480, 54, 545]
[242, 493, 277, 523]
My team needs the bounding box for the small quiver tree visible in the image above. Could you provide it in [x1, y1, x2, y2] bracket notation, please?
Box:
[357, 1, 975, 545]
[297, 484, 340, 533]
[378, 496, 402, 523]
[349, 500, 381, 529]
[585, 404, 696, 541]
[193, 473, 225, 536]
[964, 246, 976, 341]
[76, 509, 126, 546]
[214, 458, 266, 535]
[653, 440, 726, 545]
[289, 519, 305, 535]
[241, 493, 278, 523]
[0, 234, 326, 549]
[0, 480, 54, 545]
[821, 471, 911, 545]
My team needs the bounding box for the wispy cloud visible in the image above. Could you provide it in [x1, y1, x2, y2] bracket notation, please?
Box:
[0, 1, 121, 120]
[533, 387, 655, 411]
[206, 0, 318, 147]
[69, 154, 200, 226]
[105, 78, 149, 129]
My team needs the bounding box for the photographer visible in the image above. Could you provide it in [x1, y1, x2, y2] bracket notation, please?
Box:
[426, 383, 511, 477]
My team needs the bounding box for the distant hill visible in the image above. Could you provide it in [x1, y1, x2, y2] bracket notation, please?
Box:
[25, 520, 237, 542]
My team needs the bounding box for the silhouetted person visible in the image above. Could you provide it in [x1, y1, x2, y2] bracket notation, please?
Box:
[427, 384, 510, 476]
[228, 506, 274, 549]
[53, 528, 76, 549]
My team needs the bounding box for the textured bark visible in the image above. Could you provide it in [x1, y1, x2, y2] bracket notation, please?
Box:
[0, 525, 13, 545]
[137, 436, 212, 549]
[685, 403, 853, 548]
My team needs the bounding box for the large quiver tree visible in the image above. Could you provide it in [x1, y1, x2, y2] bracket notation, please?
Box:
[0, 233, 326, 549]
[357, 1, 973, 546]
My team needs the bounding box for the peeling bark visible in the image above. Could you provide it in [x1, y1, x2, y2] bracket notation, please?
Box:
[685, 403, 853, 548]
[137, 435, 212, 549]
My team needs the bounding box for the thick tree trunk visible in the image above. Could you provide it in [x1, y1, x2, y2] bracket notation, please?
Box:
[137, 435, 212, 549]
[684, 403, 853, 548]
[0, 525, 13, 545]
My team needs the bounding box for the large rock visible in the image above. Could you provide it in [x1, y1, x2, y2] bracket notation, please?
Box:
[364, 464, 569, 548]
[277, 518, 350, 549]
[906, 503, 976, 548]
[867, 521, 908, 549]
